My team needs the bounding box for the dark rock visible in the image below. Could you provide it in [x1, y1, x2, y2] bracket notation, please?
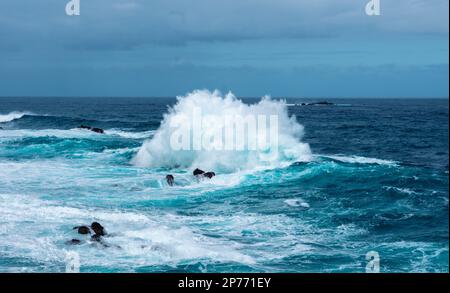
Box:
[193, 168, 205, 176]
[166, 174, 174, 186]
[91, 127, 104, 134]
[310, 101, 334, 106]
[91, 222, 106, 236]
[193, 169, 216, 179]
[73, 225, 91, 235]
[203, 172, 216, 179]
[79, 125, 104, 134]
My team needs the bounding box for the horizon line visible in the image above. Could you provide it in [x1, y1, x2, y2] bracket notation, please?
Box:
[0, 96, 448, 99]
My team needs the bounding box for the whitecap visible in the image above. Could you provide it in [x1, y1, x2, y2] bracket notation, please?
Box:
[284, 198, 310, 208]
[0, 128, 96, 139]
[322, 154, 398, 166]
[383, 186, 417, 195]
[104, 129, 155, 139]
[0, 111, 34, 123]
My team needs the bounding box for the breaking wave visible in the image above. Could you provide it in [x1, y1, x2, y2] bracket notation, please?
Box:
[0, 111, 34, 123]
[132, 90, 312, 173]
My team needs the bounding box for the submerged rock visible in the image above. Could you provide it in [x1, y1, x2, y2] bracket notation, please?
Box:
[90, 234, 102, 242]
[203, 172, 216, 179]
[90, 234, 110, 248]
[66, 239, 82, 245]
[91, 127, 104, 134]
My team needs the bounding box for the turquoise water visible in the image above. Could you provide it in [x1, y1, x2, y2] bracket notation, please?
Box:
[0, 94, 448, 272]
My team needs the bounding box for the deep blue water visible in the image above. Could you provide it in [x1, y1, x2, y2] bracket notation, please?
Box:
[0, 96, 448, 272]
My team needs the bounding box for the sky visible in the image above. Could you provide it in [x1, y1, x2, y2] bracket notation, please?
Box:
[0, 0, 448, 98]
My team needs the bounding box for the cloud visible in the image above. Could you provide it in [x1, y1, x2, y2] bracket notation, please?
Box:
[0, 0, 447, 97]
[0, 0, 448, 51]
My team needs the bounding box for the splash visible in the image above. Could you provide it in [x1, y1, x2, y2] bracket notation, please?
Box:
[132, 90, 311, 172]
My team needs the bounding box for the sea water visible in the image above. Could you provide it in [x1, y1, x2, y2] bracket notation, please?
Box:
[0, 91, 448, 272]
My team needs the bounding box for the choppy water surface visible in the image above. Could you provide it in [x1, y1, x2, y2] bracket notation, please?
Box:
[0, 93, 448, 272]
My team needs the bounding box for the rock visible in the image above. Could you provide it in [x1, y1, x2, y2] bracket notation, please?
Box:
[91, 222, 106, 236]
[193, 168, 205, 176]
[166, 174, 174, 186]
[90, 127, 104, 134]
[79, 125, 104, 134]
[203, 172, 216, 179]
[193, 169, 215, 179]
[73, 225, 91, 235]
[310, 101, 334, 106]
[68, 222, 110, 247]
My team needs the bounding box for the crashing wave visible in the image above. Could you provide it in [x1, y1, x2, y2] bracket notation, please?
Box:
[132, 90, 312, 173]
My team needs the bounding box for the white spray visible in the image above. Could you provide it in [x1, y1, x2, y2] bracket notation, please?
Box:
[132, 90, 311, 173]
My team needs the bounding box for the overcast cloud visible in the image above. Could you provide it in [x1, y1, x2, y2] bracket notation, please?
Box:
[0, 0, 448, 97]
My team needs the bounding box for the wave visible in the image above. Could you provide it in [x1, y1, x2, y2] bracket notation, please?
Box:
[105, 129, 155, 139]
[0, 111, 35, 123]
[0, 112, 92, 129]
[0, 128, 97, 139]
[132, 90, 312, 173]
[383, 186, 418, 195]
[0, 128, 154, 140]
[0, 112, 157, 131]
[320, 155, 398, 166]
[0, 193, 255, 270]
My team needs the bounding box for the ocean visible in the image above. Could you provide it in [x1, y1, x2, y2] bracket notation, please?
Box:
[0, 92, 448, 272]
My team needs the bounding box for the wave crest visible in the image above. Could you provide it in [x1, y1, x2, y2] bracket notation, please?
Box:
[0, 111, 34, 123]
